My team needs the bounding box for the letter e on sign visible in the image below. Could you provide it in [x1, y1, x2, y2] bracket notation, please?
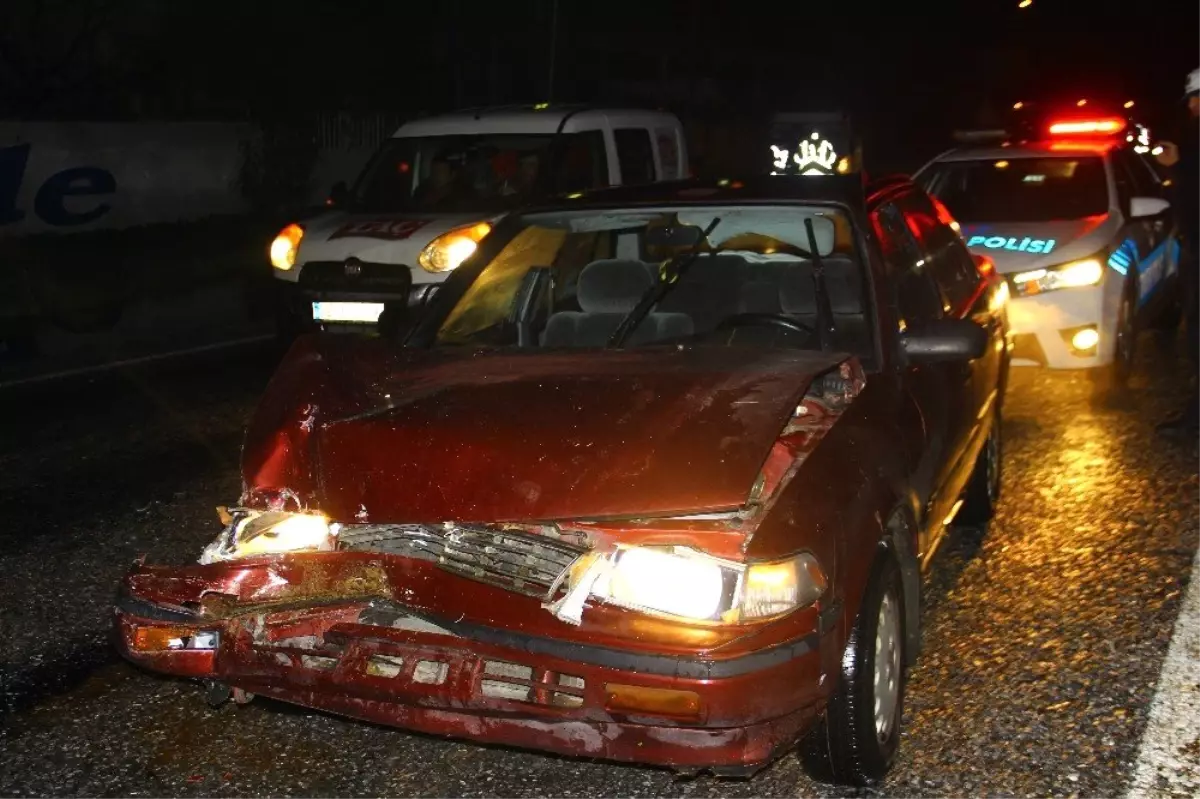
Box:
[35, 167, 116, 226]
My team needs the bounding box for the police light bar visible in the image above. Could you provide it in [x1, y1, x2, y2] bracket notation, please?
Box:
[1047, 117, 1126, 136]
[952, 129, 1009, 143]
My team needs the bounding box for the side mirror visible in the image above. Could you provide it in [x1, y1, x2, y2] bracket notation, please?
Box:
[1130, 195, 1170, 219]
[327, 181, 350, 208]
[901, 318, 988, 363]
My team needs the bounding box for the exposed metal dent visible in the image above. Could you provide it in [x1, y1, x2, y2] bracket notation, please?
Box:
[740, 358, 867, 553]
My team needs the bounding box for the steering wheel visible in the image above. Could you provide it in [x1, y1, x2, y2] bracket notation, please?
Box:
[715, 313, 816, 337]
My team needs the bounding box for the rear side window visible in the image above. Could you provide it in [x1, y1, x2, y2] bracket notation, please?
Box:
[655, 128, 681, 180]
[614, 128, 657, 185]
[552, 130, 610, 194]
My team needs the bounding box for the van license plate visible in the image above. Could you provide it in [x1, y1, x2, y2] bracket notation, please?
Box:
[312, 302, 385, 323]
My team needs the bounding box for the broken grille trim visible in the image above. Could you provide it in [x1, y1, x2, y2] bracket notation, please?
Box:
[336, 523, 587, 598]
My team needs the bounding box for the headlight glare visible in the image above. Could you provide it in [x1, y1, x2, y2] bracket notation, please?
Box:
[599, 547, 731, 621]
[199, 510, 335, 564]
[418, 222, 492, 273]
[587, 547, 825, 623]
[1011, 258, 1103, 295]
[270, 223, 304, 271]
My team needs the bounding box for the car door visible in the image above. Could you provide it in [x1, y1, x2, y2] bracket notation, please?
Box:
[892, 191, 986, 504]
[900, 190, 1003, 465]
[871, 199, 967, 560]
[1126, 147, 1181, 283]
[1111, 149, 1166, 310]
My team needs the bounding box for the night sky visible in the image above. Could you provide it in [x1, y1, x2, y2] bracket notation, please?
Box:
[1, 0, 1196, 171]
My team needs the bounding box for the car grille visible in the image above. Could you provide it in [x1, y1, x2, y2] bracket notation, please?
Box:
[336, 523, 586, 598]
[298, 260, 414, 293]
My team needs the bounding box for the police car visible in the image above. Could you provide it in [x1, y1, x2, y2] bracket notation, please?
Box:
[269, 105, 688, 339]
[915, 113, 1180, 392]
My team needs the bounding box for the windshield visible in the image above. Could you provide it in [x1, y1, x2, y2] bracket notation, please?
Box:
[351, 133, 609, 214]
[922, 156, 1109, 223]
[433, 205, 871, 360]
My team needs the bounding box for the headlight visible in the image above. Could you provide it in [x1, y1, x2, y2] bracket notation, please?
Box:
[1010, 257, 1103, 296]
[418, 222, 492, 273]
[270, 223, 305, 271]
[588, 546, 826, 623]
[198, 510, 336, 564]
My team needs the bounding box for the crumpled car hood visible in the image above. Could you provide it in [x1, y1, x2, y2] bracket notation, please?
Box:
[242, 336, 852, 524]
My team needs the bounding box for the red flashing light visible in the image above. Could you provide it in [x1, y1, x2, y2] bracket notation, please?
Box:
[929, 194, 960, 233]
[1047, 117, 1126, 137]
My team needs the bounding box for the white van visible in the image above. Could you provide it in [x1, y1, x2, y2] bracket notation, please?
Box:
[269, 104, 689, 336]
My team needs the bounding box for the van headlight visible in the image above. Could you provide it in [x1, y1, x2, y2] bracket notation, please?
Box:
[588, 547, 827, 623]
[199, 511, 336, 564]
[1010, 258, 1103, 296]
[418, 222, 492, 273]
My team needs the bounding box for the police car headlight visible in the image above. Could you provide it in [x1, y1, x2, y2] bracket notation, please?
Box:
[1011, 258, 1103, 295]
[270, 224, 304, 271]
[418, 222, 492, 273]
[198, 510, 336, 564]
[588, 547, 827, 623]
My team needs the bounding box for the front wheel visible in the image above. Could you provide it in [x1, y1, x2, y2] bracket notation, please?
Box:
[1091, 284, 1136, 399]
[822, 553, 906, 786]
[957, 408, 1002, 527]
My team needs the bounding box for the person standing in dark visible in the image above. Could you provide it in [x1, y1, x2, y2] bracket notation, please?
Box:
[1155, 68, 1200, 438]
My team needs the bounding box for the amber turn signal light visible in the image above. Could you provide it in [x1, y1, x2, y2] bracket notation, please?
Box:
[604, 683, 702, 720]
[133, 625, 194, 651]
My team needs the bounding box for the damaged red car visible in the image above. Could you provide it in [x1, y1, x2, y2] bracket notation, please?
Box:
[114, 175, 1010, 785]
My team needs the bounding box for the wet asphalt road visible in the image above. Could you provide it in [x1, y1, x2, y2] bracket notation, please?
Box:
[0, 333, 1196, 798]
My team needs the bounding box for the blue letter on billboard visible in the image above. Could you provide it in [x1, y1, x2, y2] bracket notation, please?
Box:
[34, 166, 116, 226]
[0, 143, 30, 226]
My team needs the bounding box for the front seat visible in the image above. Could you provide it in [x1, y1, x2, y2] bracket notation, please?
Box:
[542, 259, 694, 347]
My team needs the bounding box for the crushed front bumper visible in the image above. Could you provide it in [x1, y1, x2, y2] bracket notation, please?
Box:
[112, 555, 832, 773]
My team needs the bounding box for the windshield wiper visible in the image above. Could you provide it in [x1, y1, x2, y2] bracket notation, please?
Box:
[607, 218, 721, 348]
[805, 218, 837, 352]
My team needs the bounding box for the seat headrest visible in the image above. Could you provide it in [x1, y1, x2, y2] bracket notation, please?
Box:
[577, 259, 655, 313]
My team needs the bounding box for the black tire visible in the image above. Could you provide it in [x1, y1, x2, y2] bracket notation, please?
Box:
[1091, 280, 1136, 398]
[957, 409, 1002, 527]
[823, 552, 907, 786]
[1153, 295, 1182, 334]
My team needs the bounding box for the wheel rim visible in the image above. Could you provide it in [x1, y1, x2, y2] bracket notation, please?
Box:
[985, 425, 1001, 504]
[873, 590, 901, 741]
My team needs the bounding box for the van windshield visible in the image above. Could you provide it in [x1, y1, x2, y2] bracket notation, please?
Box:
[351, 133, 610, 214]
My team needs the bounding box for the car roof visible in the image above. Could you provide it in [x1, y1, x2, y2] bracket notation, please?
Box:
[393, 105, 680, 137]
[930, 140, 1118, 162]
[519, 175, 871, 214]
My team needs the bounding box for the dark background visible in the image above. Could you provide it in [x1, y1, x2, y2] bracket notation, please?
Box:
[0, 0, 1196, 173]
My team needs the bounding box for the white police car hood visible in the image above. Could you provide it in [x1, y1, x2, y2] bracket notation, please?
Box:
[296, 209, 496, 280]
[960, 214, 1119, 274]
